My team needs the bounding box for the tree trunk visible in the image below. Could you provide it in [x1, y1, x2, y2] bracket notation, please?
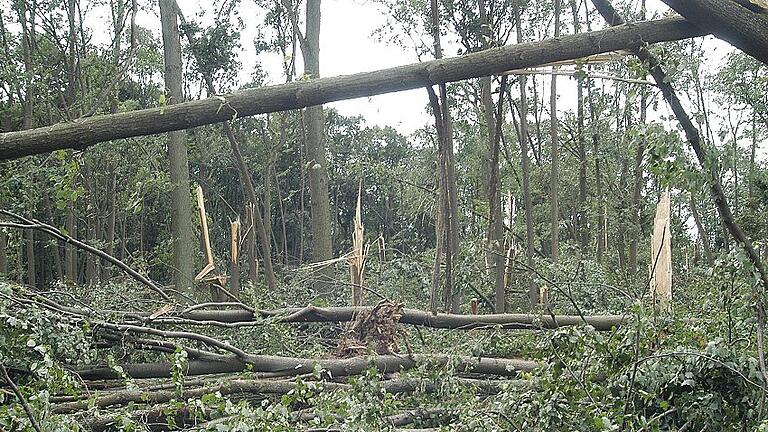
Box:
[230, 220, 240, 294]
[617, 146, 629, 271]
[572, 1, 590, 253]
[76, 354, 538, 382]
[689, 193, 713, 265]
[25, 229, 35, 288]
[658, 0, 768, 66]
[0, 230, 7, 275]
[65, 203, 78, 283]
[749, 112, 757, 199]
[16, 0, 34, 129]
[84, 166, 98, 286]
[246, 205, 259, 282]
[159, 0, 195, 298]
[628, 103, 645, 274]
[274, 168, 290, 264]
[478, 0, 505, 312]
[589, 87, 605, 262]
[514, 4, 537, 307]
[301, 0, 334, 294]
[0, 18, 706, 160]
[263, 132, 274, 252]
[224, 123, 278, 290]
[550, 0, 561, 262]
[428, 0, 460, 313]
[583, 4, 605, 261]
[728, 113, 741, 214]
[104, 175, 116, 281]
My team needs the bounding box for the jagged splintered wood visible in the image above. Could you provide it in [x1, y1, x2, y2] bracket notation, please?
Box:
[650, 190, 672, 310]
[0, 18, 706, 160]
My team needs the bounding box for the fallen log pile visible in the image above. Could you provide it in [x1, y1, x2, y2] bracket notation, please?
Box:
[5, 286, 622, 431]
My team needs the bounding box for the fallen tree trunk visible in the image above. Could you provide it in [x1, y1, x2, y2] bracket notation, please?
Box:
[74, 354, 540, 380]
[168, 305, 626, 331]
[54, 377, 516, 414]
[657, 0, 768, 66]
[86, 403, 453, 432]
[0, 17, 706, 160]
[17, 290, 626, 330]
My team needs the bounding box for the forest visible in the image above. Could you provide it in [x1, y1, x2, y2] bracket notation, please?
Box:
[0, 0, 767, 430]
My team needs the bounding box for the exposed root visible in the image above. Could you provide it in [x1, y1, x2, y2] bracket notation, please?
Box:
[335, 300, 408, 358]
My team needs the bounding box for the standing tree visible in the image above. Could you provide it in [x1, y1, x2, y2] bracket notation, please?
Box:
[285, 0, 334, 294]
[550, 0, 561, 262]
[514, 3, 538, 306]
[159, 0, 195, 298]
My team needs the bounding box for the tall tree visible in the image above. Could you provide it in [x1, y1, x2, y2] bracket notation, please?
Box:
[478, 0, 506, 312]
[550, 0, 561, 262]
[159, 0, 195, 297]
[15, 0, 36, 287]
[573, 0, 589, 252]
[514, 3, 538, 306]
[427, 0, 460, 313]
[287, 0, 334, 293]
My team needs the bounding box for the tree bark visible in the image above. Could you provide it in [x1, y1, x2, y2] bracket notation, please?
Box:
[274, 168, 290, 264]
[104, 175, 116, 281]
[628, 139, 645, 274]
[159, 0, 195, 298]
[514, 5, 538, 307]
[299, 0, 334, 294]
[428, 0, 460, 313]
[0, 230, 7, 275]
[25, 228, 35, 288]
[488, 81, 507, 312]
[689, 193, 713, 265]
[0, 18, 706, 160]
[587, 78, 605, 262]
[749, 112, 757, 199]
[550, 0, 561, 262]
[53, 377, 484, 415]
[65, 203, 78, 283]
[658, 0, 768, 66]
[154, 305, 626, 331]
[75, 353, 540, 381]
[15, 0, 34, 129]
[245, 204, 259, 282]
[478, 0, 505, 313]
